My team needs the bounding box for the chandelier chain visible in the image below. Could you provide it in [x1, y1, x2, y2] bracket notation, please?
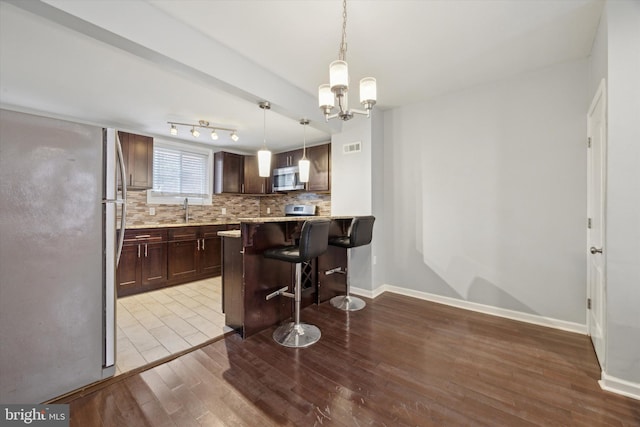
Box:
[338, 0, 348, 61]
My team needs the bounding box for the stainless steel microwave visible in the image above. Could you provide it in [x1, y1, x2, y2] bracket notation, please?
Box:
[272, 165, 305, 192]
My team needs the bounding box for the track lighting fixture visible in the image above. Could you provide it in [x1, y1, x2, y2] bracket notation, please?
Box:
[167, 120, 238, 142]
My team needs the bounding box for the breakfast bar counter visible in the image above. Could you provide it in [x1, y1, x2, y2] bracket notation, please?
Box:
[219, 217, 352, 338]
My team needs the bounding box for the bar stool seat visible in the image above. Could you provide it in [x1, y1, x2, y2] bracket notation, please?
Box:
[263, 219, 330, 348]
[327, 216, 375, 311]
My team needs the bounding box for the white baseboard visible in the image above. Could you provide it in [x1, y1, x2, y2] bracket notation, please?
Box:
[600, 372, 640, 401]
[350, 284, 587, 334]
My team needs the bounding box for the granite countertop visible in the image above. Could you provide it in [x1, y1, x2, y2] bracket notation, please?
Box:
[237, 215, 353, 223]
[124, 216, 354, 229]
[124, 220, 240, 230]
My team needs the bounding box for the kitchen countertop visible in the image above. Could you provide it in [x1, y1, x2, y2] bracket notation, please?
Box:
[124, 216, 354, 229]
[124, 221, 240, 230]
[237, 215, 353, 223]
[217, 229, 241, 238]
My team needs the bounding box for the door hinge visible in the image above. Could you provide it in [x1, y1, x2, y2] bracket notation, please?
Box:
[587, 298, 592, 309]
[587, 137, 592, 148]
[588, 218, 592, 229]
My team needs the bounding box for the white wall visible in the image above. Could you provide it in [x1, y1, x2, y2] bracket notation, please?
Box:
[383, 58, 589, 324]
[331, 118, 375, 291]
[602, 0, 640, 389]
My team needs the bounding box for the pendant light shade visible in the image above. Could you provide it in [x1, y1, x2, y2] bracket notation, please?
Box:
[359, 77, 377, 104]
[329, 60, 349, 92]
[299, 158, 310, 183]
[318, 84, 334, 109]
[258, 149, 271, 177]
[258, 101, 272, 178]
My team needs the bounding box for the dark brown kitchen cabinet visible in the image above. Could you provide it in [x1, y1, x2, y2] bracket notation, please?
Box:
[167, 225, 226, 285]
[199, 226, 224, 276]
[306, 143, 331, 192]
[214, 151, 243, 193]
[243, 155, 270, 194]
[116, 229, 167, 297]
[274, 148, 303, 168]
[117, 131, 153, 190]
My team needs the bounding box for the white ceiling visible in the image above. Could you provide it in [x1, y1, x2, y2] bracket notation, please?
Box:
[0, 0, 603, 154]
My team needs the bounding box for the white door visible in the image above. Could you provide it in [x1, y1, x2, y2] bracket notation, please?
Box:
[587, 79, 607, 368]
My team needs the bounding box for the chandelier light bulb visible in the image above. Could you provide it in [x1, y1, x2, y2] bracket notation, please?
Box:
[230, 132, 239, 142]
[170, 124, 178, 135]
[210, 130, 218, 140]
[191, 127, 200, 137]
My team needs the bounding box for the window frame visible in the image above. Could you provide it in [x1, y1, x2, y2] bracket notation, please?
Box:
[146, 139, 213, 205]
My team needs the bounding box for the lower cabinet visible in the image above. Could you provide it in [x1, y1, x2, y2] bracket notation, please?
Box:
[117, 225, 229, 298]
[116, 229, 168, 298]
[167, 225, 226, 286]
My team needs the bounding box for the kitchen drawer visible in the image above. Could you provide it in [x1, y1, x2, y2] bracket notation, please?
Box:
[122, 228, 166, 245]
[168, 227, 199, 242]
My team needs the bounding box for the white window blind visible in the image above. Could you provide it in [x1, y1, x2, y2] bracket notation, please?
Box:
[148, 142, 212, 204]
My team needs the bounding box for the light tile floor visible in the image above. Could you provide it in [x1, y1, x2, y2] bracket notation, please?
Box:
[115, 276, 232, 375]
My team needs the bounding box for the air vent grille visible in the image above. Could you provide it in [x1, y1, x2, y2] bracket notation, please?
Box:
[343, 141, 361, 154]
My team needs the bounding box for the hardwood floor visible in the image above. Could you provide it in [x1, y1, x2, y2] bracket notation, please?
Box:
[68, 293, 640, 426]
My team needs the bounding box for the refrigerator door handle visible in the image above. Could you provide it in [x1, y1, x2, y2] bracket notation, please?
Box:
[115, 132, 127, 267]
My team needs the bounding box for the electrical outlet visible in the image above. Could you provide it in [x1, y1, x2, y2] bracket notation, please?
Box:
[149, 207, 155, 216]
[221, 207, 226, 215]
[267, 207, 271, 214]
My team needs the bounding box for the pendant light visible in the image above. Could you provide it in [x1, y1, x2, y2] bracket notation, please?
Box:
[298, 119, 310, 183]
[258, 101, 272, 177]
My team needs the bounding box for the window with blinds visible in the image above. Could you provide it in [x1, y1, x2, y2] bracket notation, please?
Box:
[147, 141, 212, 205]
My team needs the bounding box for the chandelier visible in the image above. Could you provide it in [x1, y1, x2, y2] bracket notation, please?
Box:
[318, 0, 377, 122]
[167, 120, 238, 141]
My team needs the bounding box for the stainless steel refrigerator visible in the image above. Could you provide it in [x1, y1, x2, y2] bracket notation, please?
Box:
[0, 109, 126, 403]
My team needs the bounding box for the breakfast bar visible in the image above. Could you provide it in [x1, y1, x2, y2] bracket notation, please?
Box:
[219, 216, 353, 338]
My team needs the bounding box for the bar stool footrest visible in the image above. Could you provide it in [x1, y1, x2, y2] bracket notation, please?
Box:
[330, 295, 366, 311]
[272, 322, 321, 348]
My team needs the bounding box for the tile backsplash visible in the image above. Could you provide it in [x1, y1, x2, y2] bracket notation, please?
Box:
[122, 191, 331, 227]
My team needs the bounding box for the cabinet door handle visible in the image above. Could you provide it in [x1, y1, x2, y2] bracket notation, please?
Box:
[137, 244, 141, 258]
[197, 239, 200, 251]
[145, 243, 148, 257]
[262, 183, 264, 193]
[129, 174, 132, 186]
[201, 238, 205, 251]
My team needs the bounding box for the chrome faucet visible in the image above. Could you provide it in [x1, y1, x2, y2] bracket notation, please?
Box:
[183, 197, 191, 224]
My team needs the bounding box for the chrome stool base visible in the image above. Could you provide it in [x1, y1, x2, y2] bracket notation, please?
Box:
[272, 322, 321, 348]
[330, 295, 366, 311]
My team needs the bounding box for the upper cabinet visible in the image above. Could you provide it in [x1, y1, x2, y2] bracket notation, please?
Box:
[274, 149, 303, 169]
[243, 155, 270, 194]
[214, 151, 243, 194]
[305, 143, 331, 192]
[117, 131, 153, 190]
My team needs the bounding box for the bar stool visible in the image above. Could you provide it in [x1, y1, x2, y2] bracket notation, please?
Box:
[263, 219, 330, 348]
[327, 216, 375, 311]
